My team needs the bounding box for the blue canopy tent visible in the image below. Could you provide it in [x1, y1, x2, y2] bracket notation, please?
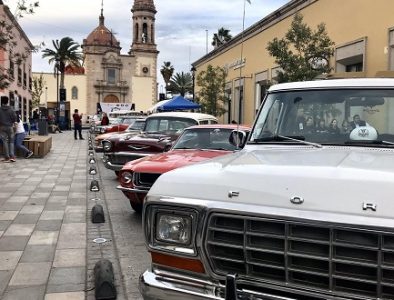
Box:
[157, 95, 201, 111]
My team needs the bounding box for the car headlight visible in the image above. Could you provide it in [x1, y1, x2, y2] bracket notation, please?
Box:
[120, 171, 133, 185]
[102, 141, 112, 152]
[100, 128, 106, 133]
[156, 213, 192, 245]
[145, 206, 197, 255]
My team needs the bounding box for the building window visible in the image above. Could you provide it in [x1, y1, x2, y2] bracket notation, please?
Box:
[17, 67, 22, 84]
[389, 28, 394, 70]
[107, 68, 116, 84]
[71, 86, 78, 99]
[336, 39, 365, 72]
[9, 58, 14, 79]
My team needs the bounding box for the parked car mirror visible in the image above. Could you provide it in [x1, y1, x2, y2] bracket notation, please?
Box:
[229, 130, 248, 149]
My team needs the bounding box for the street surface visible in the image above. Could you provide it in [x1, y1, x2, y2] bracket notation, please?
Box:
[0, 130, 150, 300]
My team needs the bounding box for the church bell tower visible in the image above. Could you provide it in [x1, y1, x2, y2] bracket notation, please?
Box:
[130, 0, 158, 54]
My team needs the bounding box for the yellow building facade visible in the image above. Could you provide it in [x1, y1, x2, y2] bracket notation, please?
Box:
[193, 0, 394, 125]
[33, 72, 87, 126]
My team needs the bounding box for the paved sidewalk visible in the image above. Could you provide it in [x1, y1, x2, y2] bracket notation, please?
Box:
[0, 131, 89, 299]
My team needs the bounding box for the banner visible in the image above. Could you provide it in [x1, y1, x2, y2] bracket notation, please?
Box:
[99, 103, 133, 113]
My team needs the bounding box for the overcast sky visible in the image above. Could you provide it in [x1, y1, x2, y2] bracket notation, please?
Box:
[8, 0, 288, 87]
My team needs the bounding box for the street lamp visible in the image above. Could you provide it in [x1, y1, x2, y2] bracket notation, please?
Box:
[190, 66, 196, 101]
[55, 58, 60, 125]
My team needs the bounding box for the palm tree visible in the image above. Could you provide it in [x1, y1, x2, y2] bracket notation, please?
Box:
[212, 27, 232, 48]
[167, 72, 193, 97]
[42, 37, 83, 88]
[160, 61, 174, 90]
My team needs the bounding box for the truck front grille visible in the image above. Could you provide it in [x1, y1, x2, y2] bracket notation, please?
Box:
[205, 213, 394, 299]
[133, 173, 161, 189]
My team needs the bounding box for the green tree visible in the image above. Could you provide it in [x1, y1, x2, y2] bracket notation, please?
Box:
[31, 73, 45, 109]
[212, 27, 232, 48]
[266, 13, 334, 83]
[196, 65, 227, 117]
[41, 37, 83, 89]
[167, 72, 192, 97]
[160, 61, 174, 90]
[0, 0, 39, 89]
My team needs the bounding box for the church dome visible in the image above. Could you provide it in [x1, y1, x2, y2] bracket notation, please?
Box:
[84, 13, 120, 48]
[132, 0, 156, 13]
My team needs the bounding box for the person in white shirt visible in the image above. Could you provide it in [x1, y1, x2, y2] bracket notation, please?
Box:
[14, 115, 33, 159]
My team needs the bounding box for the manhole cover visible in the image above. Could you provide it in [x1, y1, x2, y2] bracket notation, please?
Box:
[93, 238, 107, 244]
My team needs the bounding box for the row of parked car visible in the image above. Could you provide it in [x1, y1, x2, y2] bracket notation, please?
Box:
[91, 111, 251, 212]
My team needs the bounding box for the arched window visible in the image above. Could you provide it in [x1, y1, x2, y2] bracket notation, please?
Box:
[72, 86, 78, 99]
[142, 23, 148, 43]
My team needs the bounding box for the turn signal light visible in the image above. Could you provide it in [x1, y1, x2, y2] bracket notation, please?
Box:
[150, 251, 205, 273]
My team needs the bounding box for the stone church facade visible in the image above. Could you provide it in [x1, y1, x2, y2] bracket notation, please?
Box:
[82, 0, 158, 115]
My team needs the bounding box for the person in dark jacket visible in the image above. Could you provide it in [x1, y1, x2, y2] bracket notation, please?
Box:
[350, 114, 367, 129]
[73, 109, 84, 140]
[101, 112, 109, 125]
[0, 96, 17, 162]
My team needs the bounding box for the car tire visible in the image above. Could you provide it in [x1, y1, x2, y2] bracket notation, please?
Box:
[130, 202, 142, 213]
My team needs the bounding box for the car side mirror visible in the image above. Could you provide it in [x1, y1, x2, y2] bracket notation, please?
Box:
[229, 130, 248, 149]
[164, 143, 172, 152]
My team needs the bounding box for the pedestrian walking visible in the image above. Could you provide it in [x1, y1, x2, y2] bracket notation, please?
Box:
[0, 96, 17, 162]
[73, 109, 84, 140]
[14, 114, 33, 159]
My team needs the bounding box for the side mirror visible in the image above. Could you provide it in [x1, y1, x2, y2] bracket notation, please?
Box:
[229, 130, 248, 149]
[164, 143, 172, 152]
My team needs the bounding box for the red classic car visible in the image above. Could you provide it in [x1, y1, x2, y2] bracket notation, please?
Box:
[102, 112, 218, 175]
[94, 118, 145, 152]
[116, 124, 250, 212]
[94, 115, 146, 134]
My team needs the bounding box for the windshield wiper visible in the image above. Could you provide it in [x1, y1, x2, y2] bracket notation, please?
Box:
[345, 140, 394, 146]
[254, 134, 322, 148]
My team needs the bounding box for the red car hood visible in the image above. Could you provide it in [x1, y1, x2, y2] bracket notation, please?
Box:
[123, 149, 231, 173]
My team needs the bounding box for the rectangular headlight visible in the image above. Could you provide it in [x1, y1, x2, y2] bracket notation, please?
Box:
[156, 213, 192, 245]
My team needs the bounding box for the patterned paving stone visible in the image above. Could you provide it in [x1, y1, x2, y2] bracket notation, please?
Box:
[0, 211, 18, 221]
[0, 251, 23, 270]
[39, 210, 65, 221]
[3, 224, 35, 236]
[53, 249, 86, 268]
[28, 231, 59, 245]
[20, 205, 45, 215]
[45, 291, 85, 300]
[13, 214, 40, 224]
[2, 286, 46, 300]
[0, 236, 30, 251]
[9, 262, 51, 286]
[20, 245, 56, 263]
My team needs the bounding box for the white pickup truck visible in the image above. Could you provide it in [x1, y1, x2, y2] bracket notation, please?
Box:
[140, 78, 394, 300]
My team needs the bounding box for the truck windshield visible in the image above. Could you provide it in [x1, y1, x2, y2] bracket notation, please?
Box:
[250, 88, 394, 146]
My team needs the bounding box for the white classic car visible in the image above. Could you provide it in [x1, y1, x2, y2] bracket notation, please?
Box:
[140, 78, 394, 300]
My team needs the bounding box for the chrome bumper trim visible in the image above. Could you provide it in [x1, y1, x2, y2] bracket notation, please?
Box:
[104, 161, 123, 171]
[139, 269, 221, 300]
[116, 185, 148, 193]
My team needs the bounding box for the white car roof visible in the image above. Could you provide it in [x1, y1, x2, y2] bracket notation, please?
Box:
[148, 111, 217, 121]
[269, 78, 394, 92]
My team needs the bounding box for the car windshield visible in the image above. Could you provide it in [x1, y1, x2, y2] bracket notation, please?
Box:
[144, 117, 198, 134]
[127, 120, 145, 131]
[250, 88, 394, 146]
[173, 127, 239, 151]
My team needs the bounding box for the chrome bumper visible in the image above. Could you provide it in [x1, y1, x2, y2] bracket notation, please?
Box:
[104, 160, 123, 171]
[116, 185, 148, 193]
[139, 269, 221, 300]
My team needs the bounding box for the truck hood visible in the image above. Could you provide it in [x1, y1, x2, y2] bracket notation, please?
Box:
[124, 149, 230, 174]
[149, 146, 394, 224]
